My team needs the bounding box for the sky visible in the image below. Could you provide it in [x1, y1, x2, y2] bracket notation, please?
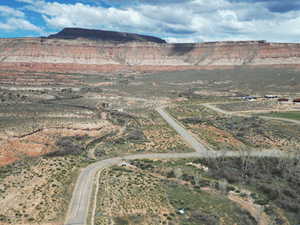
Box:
[0, 0, 300, 43]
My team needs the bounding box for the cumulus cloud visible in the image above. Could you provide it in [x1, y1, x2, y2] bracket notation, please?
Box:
[229, 0, 300, 13]
[14, 0, 300, 42]
[165, 36, 204, 43]
[15, 0, 34, 3]
[0, 5, 25, 17]
[41, 3, 151, 31]
[0, 17, 43, 32]
[0, 4, 43, 34]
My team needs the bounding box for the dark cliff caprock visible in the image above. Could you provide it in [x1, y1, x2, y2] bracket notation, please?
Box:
[47, 27, 167, 43]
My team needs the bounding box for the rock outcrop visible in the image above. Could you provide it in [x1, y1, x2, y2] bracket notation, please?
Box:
[1, 28, 300, 74]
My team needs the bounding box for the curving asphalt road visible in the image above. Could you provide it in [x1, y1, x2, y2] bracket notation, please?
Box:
[64, 107, 206, 225]
[64, 107, 293, 225]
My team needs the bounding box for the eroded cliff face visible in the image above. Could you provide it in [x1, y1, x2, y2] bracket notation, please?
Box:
[1, 37, 300, 74]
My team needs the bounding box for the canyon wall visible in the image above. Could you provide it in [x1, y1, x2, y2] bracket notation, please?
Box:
[1, 37, 300, 73]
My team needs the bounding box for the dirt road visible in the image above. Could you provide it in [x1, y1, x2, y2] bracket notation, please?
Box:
[202, 103, 300, 125]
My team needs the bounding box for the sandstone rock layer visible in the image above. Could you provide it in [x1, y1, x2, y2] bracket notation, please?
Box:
[1, 38, 300, 73]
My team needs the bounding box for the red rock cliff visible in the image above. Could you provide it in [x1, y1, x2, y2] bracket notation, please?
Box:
[1, 37, 300, 73]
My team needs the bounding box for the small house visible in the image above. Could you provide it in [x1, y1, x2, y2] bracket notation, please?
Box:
[278, 98, 289, 104]
[242, 96, 257, 101]
[293, 98, 300, 104]
[264, 95, 278, 99]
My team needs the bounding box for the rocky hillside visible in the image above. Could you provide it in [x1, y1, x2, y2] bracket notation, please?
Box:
[1, 28, 300, 73]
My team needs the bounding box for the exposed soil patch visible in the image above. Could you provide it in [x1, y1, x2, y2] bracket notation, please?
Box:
[0, 120, 114, 166]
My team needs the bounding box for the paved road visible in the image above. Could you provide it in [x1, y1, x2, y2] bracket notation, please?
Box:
[64, 107, 293, 225]
[64, 107, 206, 225]
[156, 107, 209, 154]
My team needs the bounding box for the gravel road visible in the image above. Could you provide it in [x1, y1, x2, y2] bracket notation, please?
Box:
[202, 103, 300, 125]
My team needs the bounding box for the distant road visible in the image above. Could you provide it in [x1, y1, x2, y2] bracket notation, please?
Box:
[202, 103, 300, 125]
[64, 107, 293, 225]
[202, 103, 237, 116]
[259, 116, 300, 125]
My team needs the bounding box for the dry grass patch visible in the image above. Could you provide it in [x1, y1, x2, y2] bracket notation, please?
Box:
[0, 156, 85, 225]
[94, 167, 172, 225]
